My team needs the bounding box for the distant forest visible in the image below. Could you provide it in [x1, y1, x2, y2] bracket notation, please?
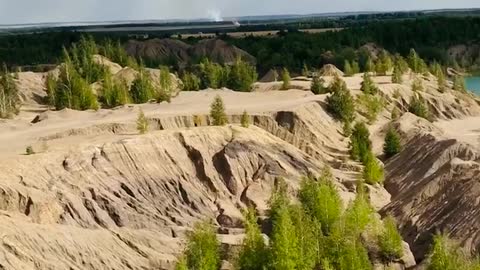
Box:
[1, 16, 480, 73]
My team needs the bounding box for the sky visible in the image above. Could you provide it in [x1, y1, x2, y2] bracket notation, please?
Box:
[0, 0, 479, 25]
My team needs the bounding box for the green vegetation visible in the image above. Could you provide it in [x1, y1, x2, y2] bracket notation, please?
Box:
[362, 152, 384, 185]
[453, 75, 466, 92]
[228, 58, 258, 92]
[350, 122, 372, 163]
[426, 234, 480, 270]
[182, 221, 221, 270]
[360, 73, 378, 95]
[327, 76, 355, 124]
[412, 77, 424, 92]
[241, 110, 250, 128]
[409, 94, 430, 120]
[0, 65, 19, 118]
[182, 72, 201, 91]
[378, 216, 403, 262]
[375, 51, 393, 76]
[383, 127, 402, 158]
[236, 209, 269, 270]
[157, 66, 173, 102]
[392, 65, 402, 84]
[101, 39, 138, 68]
[136, 109, 149, 134]
[100, 72, 130, 108]
[281, 68, 291, 90]
[25, 146, 35, 155]
[357, 94, 384, 124]
[210, 95, 228, 126]
[344, 60, 354, 76]
[130, 69, 155, 104]
[311, 75, 326, 95]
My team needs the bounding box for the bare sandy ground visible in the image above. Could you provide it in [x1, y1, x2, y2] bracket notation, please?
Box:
[435, 117, 480, 149]
[0, 88, 322, 157]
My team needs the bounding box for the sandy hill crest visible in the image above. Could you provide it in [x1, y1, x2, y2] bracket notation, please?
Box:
[124, 38, 255, 68]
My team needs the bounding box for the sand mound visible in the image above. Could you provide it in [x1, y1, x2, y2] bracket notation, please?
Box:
[318, 64, 344, 77]
[93, 54, 123, 74]
[125, 38, 255, 68]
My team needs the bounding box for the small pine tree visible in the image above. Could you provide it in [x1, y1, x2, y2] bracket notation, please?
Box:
[360, 73, 378, 95]
[311, 76, 326, 95]
[270, 202, 300, 270]
[241, 110, 250, 128]
[326, 76, 355, 124]
[409, 94, 430, 120]
[136, 109, 148, 134]
[378, 216, 404, 262]
[352, 61, 360, 74]
[182, 72, 201, 91]
[362, 152, 384, 185]
[130, 69, 155, 104]
[412, 77, 424, 92]
[157, 66, 173, 103]
[236, 208, 269, 270]
[453, 76, 466, 92]
[350, 122, 372, 163]
[357, 93, 384, 124]
[437, 70, 447, 93]
[26, 146, 35, 155]
[45, 73, 57, 109]
[344, 60, 354, 76]
[281, 68, 291, 90]
[383, 127, 402, 158]
[427, 235, 464, 270]
[365, 57, 375, 73]
[210, 95, 228, 126]
[392, 65, 403, 84]
[184, 221, 221, 270]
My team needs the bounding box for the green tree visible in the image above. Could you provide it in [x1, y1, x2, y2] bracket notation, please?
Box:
[378, 216, 404, 262]
[210, 95, 228, 126]
[343, 190, 374, 236]
[352, 61, 360, 74]
[136, 109, 148, 134]
[392, 65, 403, 84]
[311, 75, 326, 95]
[228, 58, 257, 92]
[45, 73, 57, 109]
[394, 54, 409, 74]
[175, 257, 188, 270]
[0, 65, 20, 118]
[362, 152, 384, 185]
[241, 110, 250, 128]
[236, 208, 269, 270]
[409, 94, 430, 120]
[344, 60, 354, 76]
[357, 94, 384, 124]
[130, 69, 155, 104]
[350, 122, 372, 163]
[281, 68, 291, 90]
[299, 170, 342, 235]
[184, 222, 220, 270]
[270, 201, 299, 270]
[327, 76, 355, 124]
[101, 72, 130, 108]
[200, 59, 227, 89]
[182, 72, 201, 91]
[377, 51, 393, 76]
[365, 57, 375, 73]
[437, 69, 447, 93]
[360, 73, 378, 95]
[383, 127, 402, 158]
[157, 66, 172, 103]
[453, 76, 466, 92]
[408, 48, 421, 73]
[427, 235, 464, 270]
[289, 205, 318, 270]
[412, 77, 424, 92]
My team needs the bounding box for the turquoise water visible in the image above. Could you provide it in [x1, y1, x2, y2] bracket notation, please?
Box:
[465, 77, 480, 95]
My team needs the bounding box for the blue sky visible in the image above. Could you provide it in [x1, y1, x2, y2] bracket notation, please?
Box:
[0, 0, 479, 24]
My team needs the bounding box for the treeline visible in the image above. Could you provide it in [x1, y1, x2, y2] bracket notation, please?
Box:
[2, 16, 480, 74]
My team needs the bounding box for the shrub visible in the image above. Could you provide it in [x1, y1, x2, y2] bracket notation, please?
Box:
[26, 146, 35, 155]
[392, 65, 403, 84]
[45, 73, 57, 109]
[184, 221, 220, 270]
[281, 68, 291, 90]
[378, 216, 404, 262]
[130, 69, 155, 104]
[157, 66, 173, 103]
[412, 77, 424, 92]
[236, 208, 269, 270]
[350, 122, 372, 163]
[391, 107, 401, 120]
[182, 72, 201, 91]
[365, 57, 375, 73]
[136, 109, 148, 134]
[228, 58, 257, 92]
[311, 76, 326, 95]
[327, 76, 355, 123]
[362, 152, 384, 185]
[383, 127, 402, 158]
[270, 201, 300, 270]
[199, 59, 228, 89]
[427, 235, 466, 270]
[360, 73, 378, 95]
[344, 191, 374, 236]
[453, 76, 466, 92]
[289, 204, 318, 270]
[241, 110, 250, 128]
[357, 94, 384, 124]
[352, 61, 360, 74]
[299, 170, 342, 235]
[174, 257, 188, 270]
[344, 60, 354, 76]
[0, 65, 20, 118]
[101, 72, 130, 108]
[409, 94, 430, 120]
[210, 95, 228, 126]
